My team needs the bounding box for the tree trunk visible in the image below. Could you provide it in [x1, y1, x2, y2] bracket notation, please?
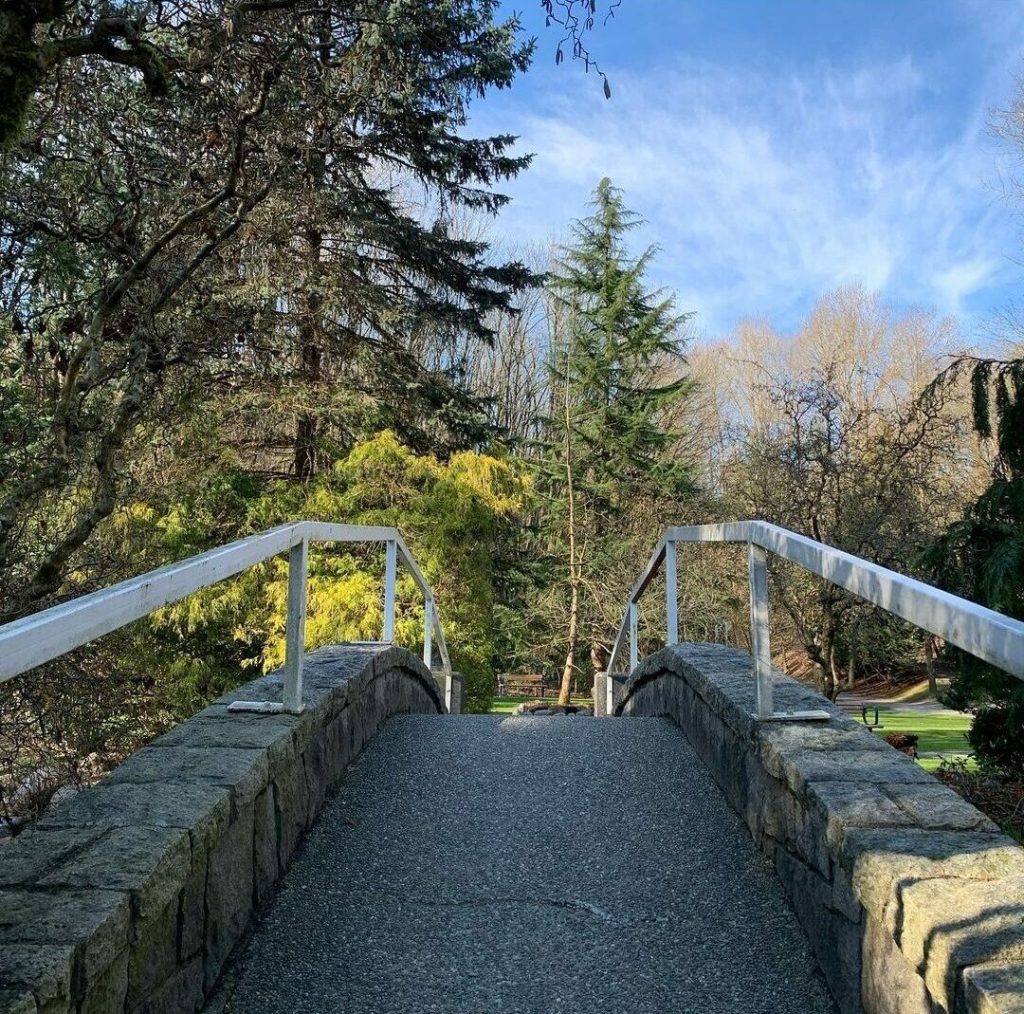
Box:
[558, 578, 579, 706]
[825, 638, 841, 702]
[925, 636, 938, 697]
[293, 329, 321, 479]
[557, 331, 579, 707]
[293, 222, 323, 479]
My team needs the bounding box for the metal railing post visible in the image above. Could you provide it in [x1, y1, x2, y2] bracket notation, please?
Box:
[423, 596, 434, 669]
[629, 601, 639, 671]
[383, 539, 397, 642]
[748, 540, 772, 718]
[665, 538, 678, 647]
[283, 537, 308, 714]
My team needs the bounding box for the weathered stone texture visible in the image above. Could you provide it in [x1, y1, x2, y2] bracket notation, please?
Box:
[0, 643, 443, 1013]
[0, 993, 35, 1014]
[862, 913, 933, 1014]
[0, 944, 76, 1013]
[0, 889, 130, 998]
[203, 803, 254, 993]
[618, 642, 1024, 1014]
[963, 962, 1024, 1014]
[252, 786, 278, 908]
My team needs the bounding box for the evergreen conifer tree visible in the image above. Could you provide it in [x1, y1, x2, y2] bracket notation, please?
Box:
[542, 178, 696, 704]
[928, 357, 1024, 774]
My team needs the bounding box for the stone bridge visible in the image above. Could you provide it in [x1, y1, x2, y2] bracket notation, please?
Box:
[3, 642, 1023, 1014]
[2, 522, 1024, 1013]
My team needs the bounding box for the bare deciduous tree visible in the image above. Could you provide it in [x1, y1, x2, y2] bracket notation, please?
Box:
[694, 285, 986, 698]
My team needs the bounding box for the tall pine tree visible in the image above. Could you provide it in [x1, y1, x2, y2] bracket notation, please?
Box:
[542, 178, 696, 704]
[0, 0, 537, 617]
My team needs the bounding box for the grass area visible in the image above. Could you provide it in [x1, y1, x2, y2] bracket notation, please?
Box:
[856, 707, 972, 756]
[488, 696, 594, 714]
[489, 695, 534, 714]
[916, 754, 978, 773]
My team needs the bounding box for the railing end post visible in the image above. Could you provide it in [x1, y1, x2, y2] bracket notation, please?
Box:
[283, 536, 308, 714]
[747, 540, 772, 719]
[423, 596, 434, 670]
[665, 538, 679, 647]
[383, 539, 397, 643]
[628, 601, 639, 672]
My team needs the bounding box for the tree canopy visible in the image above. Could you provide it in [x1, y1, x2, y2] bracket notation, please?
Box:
[0, 0, 536, 619]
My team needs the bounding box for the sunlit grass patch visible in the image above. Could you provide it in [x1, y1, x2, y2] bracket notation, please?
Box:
[488, 695, 594, 714]
[917, 754, 977, 773]
[857, 708, 972, 756]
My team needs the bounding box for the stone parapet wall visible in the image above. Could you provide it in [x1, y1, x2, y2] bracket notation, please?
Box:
[592, 672, 628, 717]
[0, 644, 443, 1014]
[617, 643, 1024, 1014]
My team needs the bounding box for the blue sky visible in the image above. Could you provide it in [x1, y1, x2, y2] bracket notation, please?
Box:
[470, 0, 1024, 339]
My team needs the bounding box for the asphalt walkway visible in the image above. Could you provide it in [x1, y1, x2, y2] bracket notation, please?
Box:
[207, 715, 835, 1013]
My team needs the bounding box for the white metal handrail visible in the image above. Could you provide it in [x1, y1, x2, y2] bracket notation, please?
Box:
[0, 521, 454, 714]
[607, 520, 1024, 720]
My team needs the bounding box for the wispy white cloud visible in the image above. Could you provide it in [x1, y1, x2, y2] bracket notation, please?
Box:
[478, 40, 1024, 337]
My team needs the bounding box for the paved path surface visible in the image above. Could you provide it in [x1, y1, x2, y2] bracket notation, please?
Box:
[207, 715, 835, 1013]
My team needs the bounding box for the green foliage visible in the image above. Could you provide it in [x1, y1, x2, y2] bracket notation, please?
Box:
[0, 0, 538, 618]
[928, 358, 1024, 776]
[114, 432, 530, 716]
[546, 177, 695, 516]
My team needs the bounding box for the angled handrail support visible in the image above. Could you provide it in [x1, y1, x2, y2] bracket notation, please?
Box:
[0, 521, 455, 716]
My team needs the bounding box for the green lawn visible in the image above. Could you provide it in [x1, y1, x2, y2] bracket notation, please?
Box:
[488, 695, 594, 714]
[856, 707, 972, 757]
[916, 754, 978, 773]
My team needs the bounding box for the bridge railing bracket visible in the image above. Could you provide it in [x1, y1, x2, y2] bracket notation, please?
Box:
[227, 701, 303, 716]
[753, 709, 831, 723]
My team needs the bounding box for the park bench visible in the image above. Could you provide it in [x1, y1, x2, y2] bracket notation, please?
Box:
[496, 673, 552, 697]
